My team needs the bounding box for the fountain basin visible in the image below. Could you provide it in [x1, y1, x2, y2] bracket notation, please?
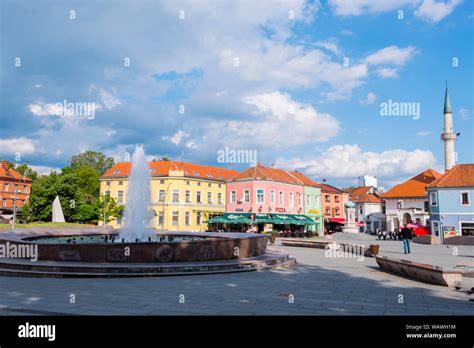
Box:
[0, 227, 269, 263]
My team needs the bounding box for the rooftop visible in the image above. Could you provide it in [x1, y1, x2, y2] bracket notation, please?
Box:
[383, 169, 442, 198]
[101, 160, 239, 182]
[349, 186, 382, 203]
[428, 164, 474, 188]
[0, 161, 31, 182]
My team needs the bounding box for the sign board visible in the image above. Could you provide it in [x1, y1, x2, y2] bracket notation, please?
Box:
[235, 208, 243, 212]
[443, 226, 457, 239]
[308, 209, 319, 214]
[275, 207, 286, 213]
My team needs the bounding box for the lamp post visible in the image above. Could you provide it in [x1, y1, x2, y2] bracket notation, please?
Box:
[103, 182, 110, 228]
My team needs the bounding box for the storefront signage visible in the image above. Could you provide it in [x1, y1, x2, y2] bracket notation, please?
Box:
[443, 226, 457, 239]
[308, 209, 319, 214]
[235, 208, 243, 212]
[275, 207, 286, 212]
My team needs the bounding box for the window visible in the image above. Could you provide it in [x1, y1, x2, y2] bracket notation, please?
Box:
[335, 207, 340, 216]
[160, 180, 165, 184]
[279, 191, 284, 205]
[106, 181, 111, 186]
[298, 193, 302, 207]
[306, 194, 310, 206]
[197, 191, 202, 203]
[230, 191, 236, 203]
[243, 190, 250, 203]
[117, 191, 123, 203]
[424, 201, 429, 212]
[325, 195, 330, 202]
[172, 189, 179, 203]
[172, 211, 179, 226]
[430, 192, 437, 206]
[218, 184, 222, 188]
[197, 182, 201, 186]
[397, 200, 403, 209]
[186, 180, 190, 185]
[325, 206, 330, 215]
[461, 222, 474, 236]
[185, 190, 191, 203]
[23, 185, 28, 193]
[461, 192, 470, 206]
[382, 205, 386, 214]
[196, 212, 202, 225]
[207, 192, 212, 204]
[359, 207, 363, 214]
[118, 181, 123, 185]
[159, 190, 165, 202]
[289, 192, 294, 208]
[334, 196, 340, 203]
[185, 212, 190, 226]
[270, 190, 275, 205]
[208, 183, 212, 187]
[218, 193, 222, 205]
[256, 189, 264, 204]
[158, 211, 164, 226]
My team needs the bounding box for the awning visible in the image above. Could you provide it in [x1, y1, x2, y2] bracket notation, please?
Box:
[271, 214, 314, 225]
[221, 213, 253, 224]
[327, 217, 345, 224]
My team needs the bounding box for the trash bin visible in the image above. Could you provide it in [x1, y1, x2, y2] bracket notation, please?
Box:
[370, 244, 380, 255]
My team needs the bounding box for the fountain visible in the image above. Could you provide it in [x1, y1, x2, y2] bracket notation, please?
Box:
[0, 145, 295, 277]
[119, 145, 153, 242]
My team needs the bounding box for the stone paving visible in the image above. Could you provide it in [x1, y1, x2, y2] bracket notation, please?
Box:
[0, 238, 473, 315]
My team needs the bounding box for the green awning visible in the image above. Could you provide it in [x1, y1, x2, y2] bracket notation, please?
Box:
[270, 214, 314, 225]
[221, 213, 253, 224]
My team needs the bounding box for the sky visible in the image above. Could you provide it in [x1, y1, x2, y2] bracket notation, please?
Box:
[1, 0, 473, 189]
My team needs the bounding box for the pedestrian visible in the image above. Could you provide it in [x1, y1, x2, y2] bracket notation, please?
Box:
[400, 224, 413, 254]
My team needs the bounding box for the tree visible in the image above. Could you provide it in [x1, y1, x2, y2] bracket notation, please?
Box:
[96, 195, 124, 224]
[70, 151, 115, 175]
[13, 163, 38, 181]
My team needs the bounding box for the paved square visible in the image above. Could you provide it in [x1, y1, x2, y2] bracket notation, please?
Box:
[0, 238, 473, 315]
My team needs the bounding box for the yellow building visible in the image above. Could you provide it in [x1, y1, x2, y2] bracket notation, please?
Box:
[99, 160, 238, 231]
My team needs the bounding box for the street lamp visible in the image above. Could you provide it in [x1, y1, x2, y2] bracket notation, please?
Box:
[103, 182, 110, 228]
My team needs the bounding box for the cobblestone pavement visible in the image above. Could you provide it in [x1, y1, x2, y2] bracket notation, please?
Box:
[0, 239, 473, 315]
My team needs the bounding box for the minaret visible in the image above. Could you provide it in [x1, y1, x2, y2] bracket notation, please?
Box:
[441, 82, 457, 171]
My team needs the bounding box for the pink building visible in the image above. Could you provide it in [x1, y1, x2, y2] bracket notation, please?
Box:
[227, 164, 305, 214]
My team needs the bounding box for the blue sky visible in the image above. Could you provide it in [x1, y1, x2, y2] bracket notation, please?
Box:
[0, 0, 472, 188]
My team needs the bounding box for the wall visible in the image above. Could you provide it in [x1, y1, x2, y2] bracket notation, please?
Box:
[227, 180, 304, 214]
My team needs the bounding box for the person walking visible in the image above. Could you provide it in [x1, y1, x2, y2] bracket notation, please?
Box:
[400, 224, 413, 254]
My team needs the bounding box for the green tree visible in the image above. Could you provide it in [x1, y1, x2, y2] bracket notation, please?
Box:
[13, 163, 38, 181]
[70, 151, 115, 175]
[96, 195, 124, 224]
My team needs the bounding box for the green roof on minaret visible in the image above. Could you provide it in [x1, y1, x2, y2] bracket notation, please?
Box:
[444, 82, 452, 114]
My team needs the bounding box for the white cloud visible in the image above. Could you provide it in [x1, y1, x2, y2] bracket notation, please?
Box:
[29, 165, 61, 175]
[329, 0, 417, 16]
[162, 130, 189, 145]
[376, 67, 399, 78]
[414, 0, 461, 23]
[365, 45, 418, 66]
[276, 144, 437, 179]
[360, 92, 377, 105]
[315, 39, 342, 56]
[0, 137, 36, 155]
[194, 92, 340, 150]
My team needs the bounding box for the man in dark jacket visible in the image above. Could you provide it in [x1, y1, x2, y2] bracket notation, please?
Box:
[400, 224, 413, 254]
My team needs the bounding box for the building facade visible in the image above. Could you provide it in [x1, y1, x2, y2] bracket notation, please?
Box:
[226, 164, 305, 215]
[99, 160, 237, 231]
[383, 169, 441, 232]
[320, 183, 345, 233]
[0, 161, 32, 220]
[427, 164, 474, 241]
[289, 171, 322, 234]
[349, 186, 385, 233]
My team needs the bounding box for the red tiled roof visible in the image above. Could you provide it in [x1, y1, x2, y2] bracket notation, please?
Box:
[320, 183, 343, 193]
[383, 169, 442, 198]
[289, 171, 321, 187]
[349, 186, 381, 203]
[101, 161, 239, 182]
[428, 164, 474, 188]
[229, 163, 303, 185]
[0, 161, 31, 181]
